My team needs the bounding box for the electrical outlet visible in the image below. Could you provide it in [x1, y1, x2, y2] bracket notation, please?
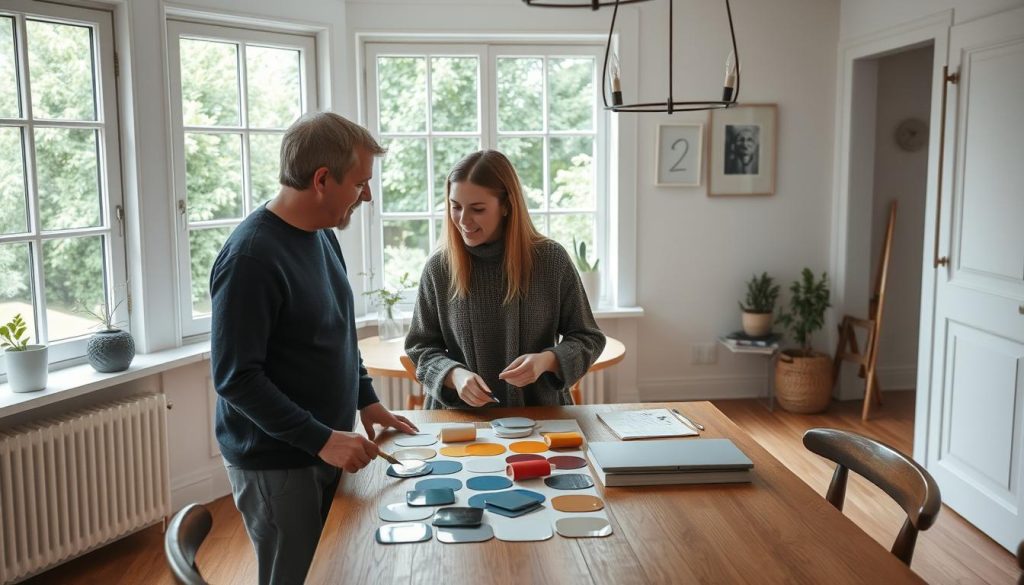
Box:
[691, 342, 718, 365]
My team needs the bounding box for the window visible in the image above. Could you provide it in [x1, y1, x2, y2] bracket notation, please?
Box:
[0, 1, 127, 370]
[167, 21, 316, 337]
[365, 43, 607, 299]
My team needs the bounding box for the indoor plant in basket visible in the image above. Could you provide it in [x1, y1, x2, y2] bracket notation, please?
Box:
[1, 313, 48, 392]
[739, 272, 780, 337]
[774, 268, 832, 413]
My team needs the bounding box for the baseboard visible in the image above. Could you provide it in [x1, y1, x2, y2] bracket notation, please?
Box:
[171, 462, 232, 511]
[639, 374, 769, 402]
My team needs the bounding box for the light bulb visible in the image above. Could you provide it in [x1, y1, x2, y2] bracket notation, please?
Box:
[722, 51, 736, 102]
[610, 50, 622, 106]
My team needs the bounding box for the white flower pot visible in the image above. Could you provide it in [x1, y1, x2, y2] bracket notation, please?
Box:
[579, 270, 601, 307]
[4, 345, 48, 393]
[742, 311, 774, 337]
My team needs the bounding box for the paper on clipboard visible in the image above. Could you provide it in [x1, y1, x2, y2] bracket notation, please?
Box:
[596, 408, 699, 440]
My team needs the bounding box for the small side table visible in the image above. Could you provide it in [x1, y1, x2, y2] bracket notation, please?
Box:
[718, 339, 779, 411]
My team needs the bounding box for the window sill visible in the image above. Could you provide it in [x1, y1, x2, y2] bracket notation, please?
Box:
[0, 341, 211, 420]
[355, 306, 645, 326]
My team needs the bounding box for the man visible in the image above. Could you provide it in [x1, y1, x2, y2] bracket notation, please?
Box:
[724, 124, 759, 175]
[210, 112, 416, 585]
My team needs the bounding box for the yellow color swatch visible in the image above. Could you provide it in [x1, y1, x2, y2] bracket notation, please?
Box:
[509, 440, 549, 454]
[439, 445, 470, 457]
[465, 443, 507, 456]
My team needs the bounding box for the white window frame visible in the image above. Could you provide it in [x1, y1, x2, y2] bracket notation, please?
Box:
[363, 41, 609, 307]
[166, 20, 317, 338]
[0, 0, 127, 372]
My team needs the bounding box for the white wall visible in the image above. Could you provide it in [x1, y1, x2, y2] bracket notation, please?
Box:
[869, 45, 932, 391]
[840, 0, 1024, 40]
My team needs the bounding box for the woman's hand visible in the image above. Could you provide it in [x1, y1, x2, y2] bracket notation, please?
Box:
[498, 351, 558, 388]
[448, 368, 498, 406]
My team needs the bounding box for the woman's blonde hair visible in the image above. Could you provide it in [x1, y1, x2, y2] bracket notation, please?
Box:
[443, 150, 545, 304]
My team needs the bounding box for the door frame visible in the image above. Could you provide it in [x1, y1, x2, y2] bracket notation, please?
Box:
[829, 11, 951, 463]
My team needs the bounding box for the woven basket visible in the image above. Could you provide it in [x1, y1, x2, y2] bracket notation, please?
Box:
[775, 350, 832, 413]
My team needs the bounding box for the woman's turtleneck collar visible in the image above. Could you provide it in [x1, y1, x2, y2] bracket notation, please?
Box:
[465, 237, 505, 262]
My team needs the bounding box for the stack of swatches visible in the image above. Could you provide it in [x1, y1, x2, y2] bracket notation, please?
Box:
[374, 419, 614, 544]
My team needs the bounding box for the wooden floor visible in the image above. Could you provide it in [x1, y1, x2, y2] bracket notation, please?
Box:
[25, 393, 1019, 584]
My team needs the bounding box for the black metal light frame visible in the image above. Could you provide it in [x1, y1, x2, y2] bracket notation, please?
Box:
[523, 0, 742, 114]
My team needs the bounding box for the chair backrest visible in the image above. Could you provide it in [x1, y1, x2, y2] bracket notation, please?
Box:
[802, 428, 941, 565]
[400, 354, 424, 409]
[399, 354, 417, 379]
[164, 503, 213, 585]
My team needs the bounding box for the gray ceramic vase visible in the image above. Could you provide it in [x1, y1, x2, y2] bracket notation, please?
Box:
[87, 329, 136, 373]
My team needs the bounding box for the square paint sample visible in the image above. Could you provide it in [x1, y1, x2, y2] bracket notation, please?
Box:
[406, 488, 456, 507]
[432, 507, 484, 527]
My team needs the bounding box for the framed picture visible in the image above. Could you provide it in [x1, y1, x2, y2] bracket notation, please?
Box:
[655, 123, 703, 187]
[709, 104, 777, 196]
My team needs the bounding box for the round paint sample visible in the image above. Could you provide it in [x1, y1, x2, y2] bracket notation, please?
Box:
[465, 458, 506, 473]
[509, 441, 548, 454]
[427, 460, 463, 475]
[375, 522, 433, 544]
[506, 453, 546, 464]
[492, 417, 535, 429]
[548, 455, 587, 470]
[551, 495, 605, 513]
[493, 427, 534, 439]
[378, 501, 434, 522]
[491, 516, 554, 542]
[435, 524, 494, 544]
[554, 517, 613, 538]
[393, 433, 439, 447]
[466, 475, 514, 491]
[465, 443, 507, 456]
[392, 447, 436, 461]
[414, 477, 463, 492]
[439, 445, 470, 457]
[386, 461, 433, 478]
[544, 473, 595, 490]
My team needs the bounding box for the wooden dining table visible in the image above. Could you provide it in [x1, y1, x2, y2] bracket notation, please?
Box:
[308, 402, 925, 584]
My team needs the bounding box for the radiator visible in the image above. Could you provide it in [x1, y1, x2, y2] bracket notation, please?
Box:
[0, 394, 170, 584]
[376, 370, 608, 409]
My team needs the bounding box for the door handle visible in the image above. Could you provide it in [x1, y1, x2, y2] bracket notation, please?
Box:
[1019, 305, 1024, 315]
[933, 65, 957, 269]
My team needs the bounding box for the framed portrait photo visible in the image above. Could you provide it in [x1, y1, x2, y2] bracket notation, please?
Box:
[656, 123, 703, 187]
[709, 104, 777, 196]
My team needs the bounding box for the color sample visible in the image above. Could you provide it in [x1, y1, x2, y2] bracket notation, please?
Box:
[509, 441, 548, 454]
[414, 477, 463, 492]
[393, 433, 439, 447]
[547, 455, 587, 470]
[551, 495, 605, 512]
[506, 453, 545, 464]
[554, 517, 613, 538]
[466, 475, 514, 491]
[465, 458, 507, 473]
[378, 501, 434, 522]
[426, 460, 463, 475]
[493, 427, 534, 439]
[439, 445, 470, 457]
[544, 473, 594, 490]
[506, 460, 553, 481]
[431, 506, 483, 527]
[375, 522, 432, 544]
[392, 447, 437, 461]
[467, 489, 545, 510]
[436, 525, 494, 544]
[543, 432, 583, 450]
[406, 488, 456, 507]
[440, 423, 476, 443]
[386, 461, 433, 478]
[465, 442, 507, 456]
[491, 517, 554, 542]
[492, 417, 535, 429]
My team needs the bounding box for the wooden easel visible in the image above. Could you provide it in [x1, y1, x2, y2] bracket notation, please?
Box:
[832, 200, 897, 421]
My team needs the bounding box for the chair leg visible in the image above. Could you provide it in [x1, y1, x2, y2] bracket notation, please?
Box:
[862, 363, 879, 421]
[570, 383, 582, 405]
[832, 321, 848, 390]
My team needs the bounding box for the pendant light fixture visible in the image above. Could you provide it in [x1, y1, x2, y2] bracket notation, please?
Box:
[522, 0, 741, 113]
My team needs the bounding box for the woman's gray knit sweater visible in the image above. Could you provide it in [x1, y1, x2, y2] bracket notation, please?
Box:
[405, 238, 606, 409]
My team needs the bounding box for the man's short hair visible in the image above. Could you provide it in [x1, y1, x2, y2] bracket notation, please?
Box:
[279, 112, 386, 189]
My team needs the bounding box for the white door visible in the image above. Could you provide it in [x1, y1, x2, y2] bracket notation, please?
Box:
[926, 7, 1024, 551]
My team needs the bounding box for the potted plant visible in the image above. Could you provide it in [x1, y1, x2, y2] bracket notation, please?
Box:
[78, 293, 135, 373]
[364, 272, 417, 341]
[739, 272, 780, 337]
[774, 268, 832, 413]
[573, 236, 601, 305]
[1, 313, 48, 393]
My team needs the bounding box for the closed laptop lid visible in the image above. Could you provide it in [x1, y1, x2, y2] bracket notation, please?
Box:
[587, 439, 754, 473]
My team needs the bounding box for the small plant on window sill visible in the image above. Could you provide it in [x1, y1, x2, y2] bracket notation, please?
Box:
[572, 237, 601, 307]
[0, 313, 32, 352]
[1, 313, 49, 393]
[75, 284, 136, 373]
[572, 237, 599, 273]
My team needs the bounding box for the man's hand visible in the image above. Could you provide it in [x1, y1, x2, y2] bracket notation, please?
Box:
[447, 368, 498, 407]
[360, 402, 418, 441]
[317, 431, 379, 473]
[498, 351, 558, 388]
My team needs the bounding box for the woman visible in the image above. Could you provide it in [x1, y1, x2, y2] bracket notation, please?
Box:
[405, 150, 605, 409]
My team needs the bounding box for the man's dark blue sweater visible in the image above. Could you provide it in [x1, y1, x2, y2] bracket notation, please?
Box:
[210, 206, 378, 470]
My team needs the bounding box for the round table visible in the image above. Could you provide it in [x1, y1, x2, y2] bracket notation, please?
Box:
[358, 335, 626, 405]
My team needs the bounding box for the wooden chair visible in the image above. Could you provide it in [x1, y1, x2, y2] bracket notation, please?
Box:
[833, 200, 897, 421]
[802, 428, 941, 566]
[164, 503, 213, 585]
[399, 354, 424, 410]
